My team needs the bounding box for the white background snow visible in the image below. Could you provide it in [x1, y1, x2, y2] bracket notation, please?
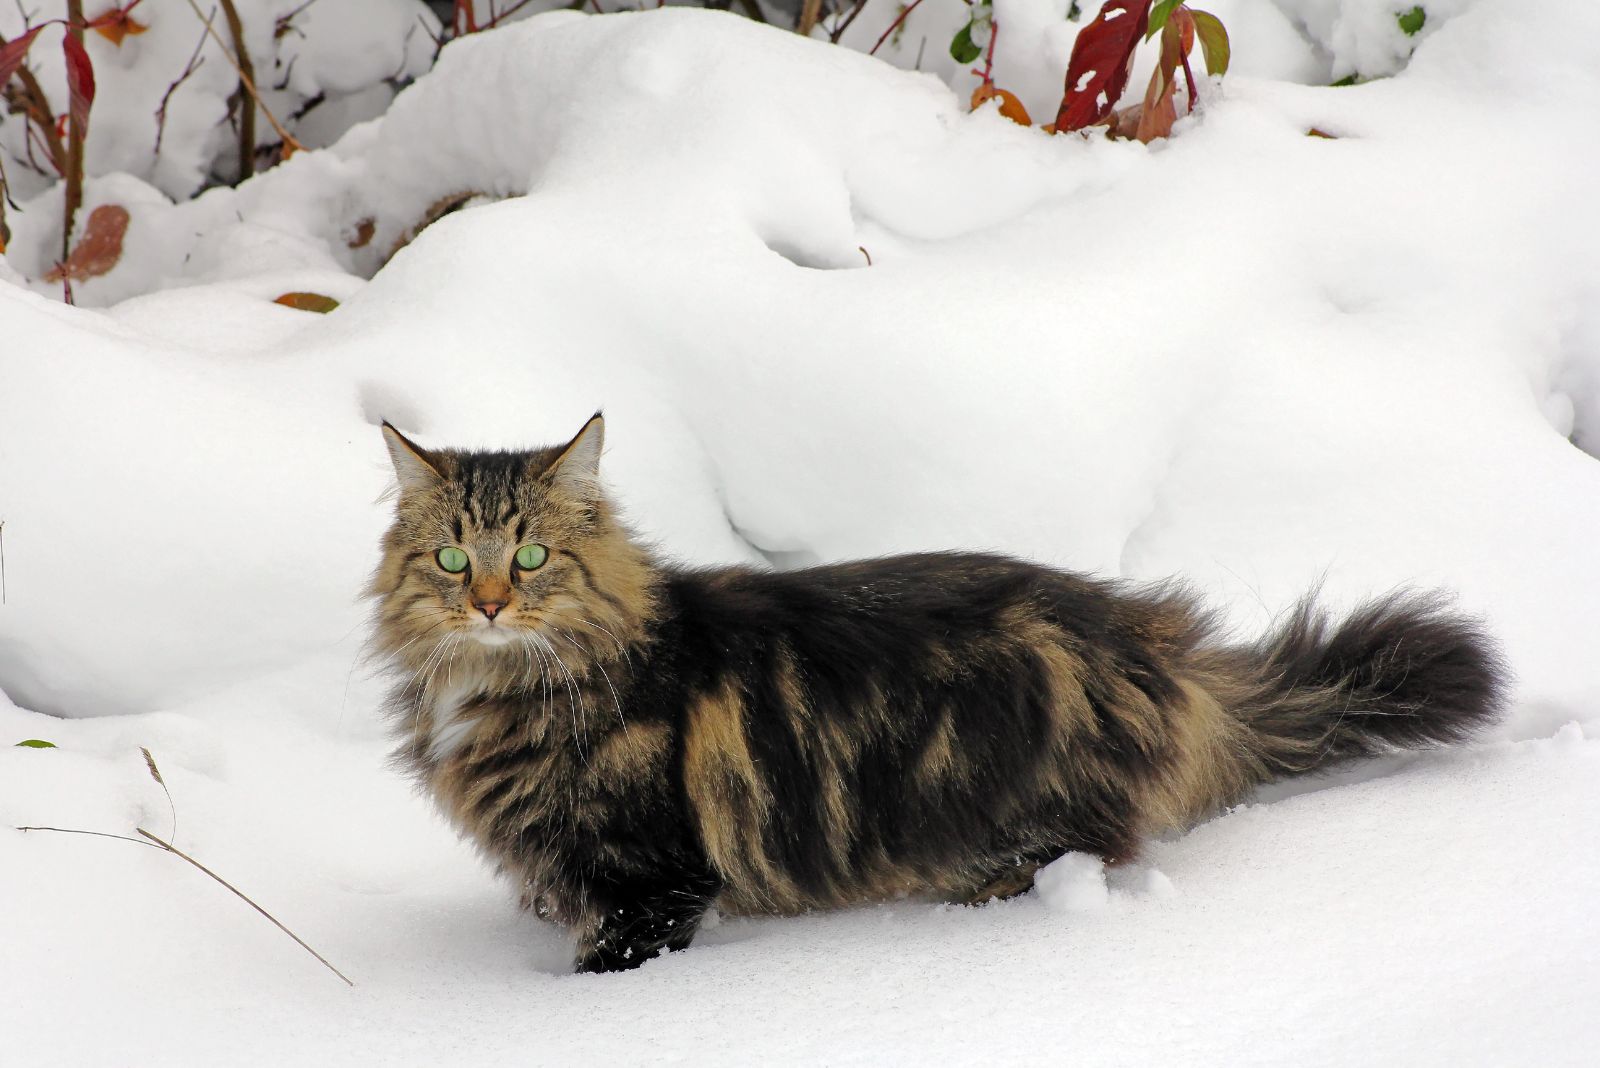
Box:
[2, 1, 1598, 1063]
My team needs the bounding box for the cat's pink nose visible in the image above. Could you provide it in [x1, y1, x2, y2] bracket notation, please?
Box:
[474, 600, 506, 620]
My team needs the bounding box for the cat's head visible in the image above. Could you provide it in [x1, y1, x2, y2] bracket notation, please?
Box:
[370, 415, 653, 673]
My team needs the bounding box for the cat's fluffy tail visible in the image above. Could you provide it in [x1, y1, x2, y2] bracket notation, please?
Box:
[1217, 592, 1509, 783]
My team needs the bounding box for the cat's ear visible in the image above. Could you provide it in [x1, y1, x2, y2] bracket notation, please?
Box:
[545, 412, 604, 500]
[381, 422, 445, 495]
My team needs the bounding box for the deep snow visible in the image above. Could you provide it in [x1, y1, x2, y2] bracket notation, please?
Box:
[2, 2, 1598, 1064]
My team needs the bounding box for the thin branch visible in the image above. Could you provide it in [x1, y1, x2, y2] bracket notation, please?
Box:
[978, 13, 997, 86]
[869, 0, 927, 56]
[137, 827, 353, 986]
[215, 0, 256, 179]
[183, 0, 304, 175]
[16, 825, 163, 849]
[154, 17, 211, 158]
[829, 0, 869, 43]
[796, 0, 823, 36]
[62, 0, 83, 265]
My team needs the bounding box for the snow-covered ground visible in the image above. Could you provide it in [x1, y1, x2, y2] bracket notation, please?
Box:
[3, 3, 1598, 1063]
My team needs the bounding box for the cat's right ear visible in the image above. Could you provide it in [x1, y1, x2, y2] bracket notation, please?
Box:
[381, 422, 444, 495]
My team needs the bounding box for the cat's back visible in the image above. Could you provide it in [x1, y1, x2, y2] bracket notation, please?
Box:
[658, 550, 1178, 667]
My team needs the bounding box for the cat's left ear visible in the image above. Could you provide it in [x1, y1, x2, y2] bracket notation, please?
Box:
[381, 422, 445, 495]
[546, 412, 604, 500]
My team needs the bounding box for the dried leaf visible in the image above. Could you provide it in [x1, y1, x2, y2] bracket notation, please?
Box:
[971, 84, 1033, 126]
[0, 25, 46, 90]
[1189, 9, 1230, 76]
[44, 204, 129, 282]
[62, 32, 95, 136]
[1134, 67, 1176, 143]
[90, 11, 150, 47]
[347, 218, 376, 249]
[1133, 14, 1186, 142]
[1055, 1, 1153, 133]
[274, 292, 340, 314]
[1307, 127, 1338, 138]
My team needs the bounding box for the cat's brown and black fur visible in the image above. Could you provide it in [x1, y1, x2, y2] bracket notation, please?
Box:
[370, 415, 1506, 974]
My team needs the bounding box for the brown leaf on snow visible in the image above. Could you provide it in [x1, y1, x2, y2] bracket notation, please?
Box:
[971, 85, 1034, 127]
[45, 204, 129, 282]
[273, 292, 340, 314]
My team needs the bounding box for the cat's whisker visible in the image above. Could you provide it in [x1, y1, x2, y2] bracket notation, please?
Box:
[553, 626, 627, 735]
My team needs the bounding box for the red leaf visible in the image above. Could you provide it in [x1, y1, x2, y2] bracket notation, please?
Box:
[1054, 1, 1153, 133]
[0, 25, 46, 90]
[44, 203, 129, 282]
[62, 31, 95, 136]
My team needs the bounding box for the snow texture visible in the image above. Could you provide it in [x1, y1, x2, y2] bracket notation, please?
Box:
[2, 3, 1599, 1063]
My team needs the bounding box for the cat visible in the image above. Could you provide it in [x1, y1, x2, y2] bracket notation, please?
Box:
[370, 414, 1506, 974]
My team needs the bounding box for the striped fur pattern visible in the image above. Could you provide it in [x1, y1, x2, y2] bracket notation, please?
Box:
[370, 416, 1507, 973]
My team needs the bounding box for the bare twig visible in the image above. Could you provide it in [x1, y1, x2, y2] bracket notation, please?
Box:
[137, 827, 353, 986]
[62, 0, 83, 265]
[796, 0, 823, 36]
[154, 17, 209, 158]
[15, 745, 352, 987]
[869, 0, 927, 56]
[184, 0, 304, 176]
[215, 0, 256, 179]
[16, 825, 163, 849]
[829, 0, 869, 43]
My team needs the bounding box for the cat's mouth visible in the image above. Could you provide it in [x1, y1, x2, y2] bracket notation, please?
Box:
[470, 620, 518, 647]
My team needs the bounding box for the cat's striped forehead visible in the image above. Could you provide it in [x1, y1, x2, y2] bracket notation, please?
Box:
[445, 448, 558, 531]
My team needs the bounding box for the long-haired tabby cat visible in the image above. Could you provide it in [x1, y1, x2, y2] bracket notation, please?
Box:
[371, 414, 1505, 974]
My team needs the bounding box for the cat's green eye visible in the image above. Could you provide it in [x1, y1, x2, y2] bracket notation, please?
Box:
[436, 546, 469, 573]
[514, 544, 549, 571]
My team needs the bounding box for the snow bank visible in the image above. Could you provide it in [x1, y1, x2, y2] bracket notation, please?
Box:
[4, 5, 1598, 718]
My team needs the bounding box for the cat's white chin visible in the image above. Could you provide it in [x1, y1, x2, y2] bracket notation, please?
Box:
[471, 626, 517, 647]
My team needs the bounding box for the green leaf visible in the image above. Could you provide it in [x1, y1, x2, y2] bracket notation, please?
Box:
[1397, 5, 1425, 36]
[15, 739, 56, 748]
[1146, 0, 1184, 41]
[1189, 9, 1230, 76]
[1330, 73, 1361, 87]
[273, 291, 340, 314]
[1067, 1, 1082, 20]
[949, 21, 982, 64]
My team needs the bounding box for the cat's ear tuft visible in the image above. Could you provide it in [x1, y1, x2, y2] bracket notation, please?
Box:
[546, 412, 604, 500]
[381, 422, 445, 495]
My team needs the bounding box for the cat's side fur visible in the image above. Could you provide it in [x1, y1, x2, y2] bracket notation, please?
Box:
[370, 415, 1506, 973]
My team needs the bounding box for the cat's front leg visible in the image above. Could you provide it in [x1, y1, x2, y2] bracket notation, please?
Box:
[573, 871, 721, 974]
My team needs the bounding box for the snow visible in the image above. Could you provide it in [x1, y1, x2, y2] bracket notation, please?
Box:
[3, 2, 1599, 1063]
